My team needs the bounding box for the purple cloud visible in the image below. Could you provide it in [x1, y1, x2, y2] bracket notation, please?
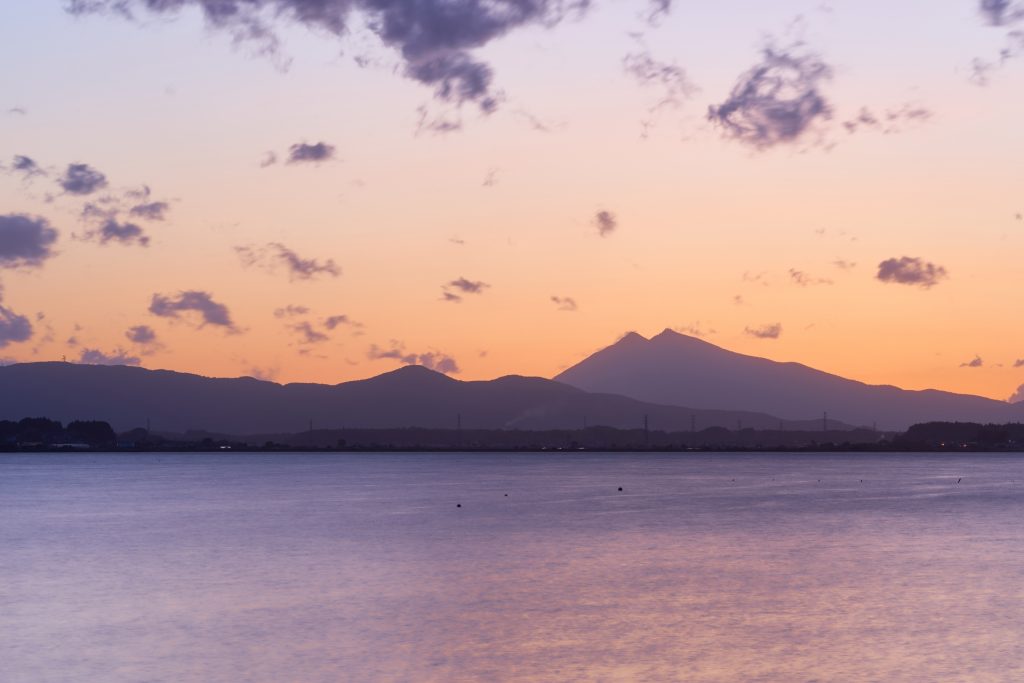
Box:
[0, 302, 33, 348]
[745, 323, 782, 339]
[0, 214, 59, 268]
[842, 105, 932, 135]
[66, 0, 581, 113]
[149, 290, 237, 330]
[125, 325, 157, 344]
[290, 321, 329, 344]
[287, 142, 336, 164]
[789, 269, 833, 286]
[7, 155, 46, 179]
[78, 347, 141, 366]
[368, 342, 460, 374]
[129, 201, 170, 221]
[1009, 383, 1024, 403]
[273, 304, 310, 318]
[979, 0, 1024, 26]
[877, 256, 948, 288]
[960, 355, 984, 368]
[594, 210, 617, 237]
[708, 43, 832, 149]
[59, 163, 108, 195]
[88, 219, 150, 247]
[323, 314, 360, 330]
[236, 243, 340, 281]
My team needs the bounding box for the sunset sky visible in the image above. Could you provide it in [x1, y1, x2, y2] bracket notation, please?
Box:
[1, 1, 1022, 400]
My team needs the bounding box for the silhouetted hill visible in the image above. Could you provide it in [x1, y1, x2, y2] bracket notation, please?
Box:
[0, 361, 845, 434]
[555, 329, 1022, 431]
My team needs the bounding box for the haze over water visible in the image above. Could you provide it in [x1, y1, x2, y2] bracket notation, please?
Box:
[3, 452, 1023, 682]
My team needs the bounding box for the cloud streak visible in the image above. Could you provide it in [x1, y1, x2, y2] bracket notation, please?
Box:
[745, 323, 782, 339]
[236, 243, 340, 281]
[368, 342, 459, 374]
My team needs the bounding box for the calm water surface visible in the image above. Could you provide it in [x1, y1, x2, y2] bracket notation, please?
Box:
[2, 452, 1023, 682]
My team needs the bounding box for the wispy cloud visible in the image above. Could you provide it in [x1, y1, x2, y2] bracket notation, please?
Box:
[236, 243, 340, 281]
[368, 341, 459, 374]
[290, 321, 329, 344]
[442, 277, 489, 302]
[877, 256, 948, 288]
[149, 290, 238, 331]
[551, 296, 578, 311]
[5, 155, 46, 179]
[708, 42, 832, 149]
[789, 268, 833, 286]
[745, 323, 782, 339]
[78, 347, 141, 366]
[960, 355, 984, 368]
[842, 105, 932, 135]
[273, 304, 310, 318]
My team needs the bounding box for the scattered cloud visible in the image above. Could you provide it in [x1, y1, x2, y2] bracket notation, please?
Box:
[674, 322, 715, 337]
[125, 325, 157, 345]
[323, 314, 360, 330]
[442, 277, 489, 301]
[960, 355, 984, 368]
[449, 237, 466, 246]
[979, 0, 1024, 26]
[0, 214, 59, 268]
[745, 323, 782, 339]
[551, 295, 578, 311]
[78, 347, 141, 366]
[6, 155, 46, 179]
[708, 42, 832, 149]
[623, 51, 695, 111]
[8, 106, 27, 115]
[259, 151, 278, 168]
[290, 321, 329, 344]
[287, 142, 336, 164]
[1014, 358, 1024, 367]
[482, 168, 499, 187]
[594, 210, 617, 237]
[59, 163, 108, 195]
[842, 105, 932, 135]
[85, 218, 150, 247]
[832, 259, 857, 270]
[149, 290, 237, 330]
[368, 341, 460, 374]
[129, 201, 170, 221]
[1008, 383, 1024, 403]
[66, 0, 583, 114]
[789, 268, 833, 286]
[273, 304, 310, 318]
[236, 243, 340, 281]
[0, 301, 33, 348]
[877, 256, 948, 288]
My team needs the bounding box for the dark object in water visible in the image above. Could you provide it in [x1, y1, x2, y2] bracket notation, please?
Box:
[456, 503, 461, 508]
[617, 487, 623, 492]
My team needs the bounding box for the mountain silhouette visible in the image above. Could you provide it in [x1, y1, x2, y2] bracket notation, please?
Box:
[555, 329, 1021, 430]
[0, 361, 843, 434]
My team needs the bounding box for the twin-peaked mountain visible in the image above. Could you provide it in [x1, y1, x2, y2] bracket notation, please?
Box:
[555, 329, 1022, 431]
[0, 361, 835, 435]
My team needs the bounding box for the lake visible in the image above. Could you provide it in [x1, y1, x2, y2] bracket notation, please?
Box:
[2, 452, 1023, 682]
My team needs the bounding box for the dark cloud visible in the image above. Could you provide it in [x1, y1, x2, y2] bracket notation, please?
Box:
[788, 268, 833, 286]
[125, 325, 157, 344]
[149, 290, 237, 330]
[1008, 383, 1024, 403]
[877, 256, 948, 289]
[7, 155, 46, 179]
[960, 355, 984, 368]
[1014, 358, 1024, 367]
[0, 214, 59, 268]
[842, 105, 932, 135]
[745, 323, 782, 339]
[290, 321, 329, 344]
[273, 304, 310, 318]
[287, 142, 336, 164]
[368, 342, 460, 374]
[594, 210, 617, 237]
[87, 218, 150, 247]
[236, 243, 340, 281]
[59, 163, 108, 195]
[551, 295, 577, 311]
[129, 201, 170, 221]
[78, 347, 141, 366]
[66, 0, 579, 113]
[708, 43, 832, 149]
[0, 303, 33, 348]
[979, 0, 1024, 26]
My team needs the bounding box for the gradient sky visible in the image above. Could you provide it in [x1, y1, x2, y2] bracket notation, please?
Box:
[1, 0, 1022, 400]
